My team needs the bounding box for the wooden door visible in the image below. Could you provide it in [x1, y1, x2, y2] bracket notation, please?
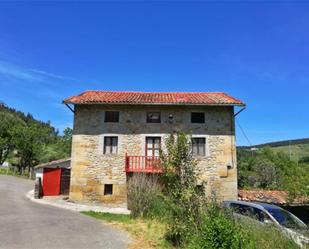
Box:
[60, 169, 71, 195]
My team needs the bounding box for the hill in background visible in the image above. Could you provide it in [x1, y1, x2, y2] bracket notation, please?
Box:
[0, 101, 72, 171]
[239, 138, 309, 162]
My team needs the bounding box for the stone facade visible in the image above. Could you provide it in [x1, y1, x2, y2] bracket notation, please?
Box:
[69, 104, 238, 206]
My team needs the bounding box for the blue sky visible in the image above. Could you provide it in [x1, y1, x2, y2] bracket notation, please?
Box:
[0, 2, 308, 146]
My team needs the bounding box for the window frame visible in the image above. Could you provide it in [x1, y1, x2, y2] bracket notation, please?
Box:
[191, 112, 205, 123]
[192, 137, 206, 157]
[104, 111, 120, 123]
[146, 112, 161, 123]
[145, 136, 161, 157]
[103, 136, 118, 155]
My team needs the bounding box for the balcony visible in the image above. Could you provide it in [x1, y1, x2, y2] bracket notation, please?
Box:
[125, 154, 163, 173]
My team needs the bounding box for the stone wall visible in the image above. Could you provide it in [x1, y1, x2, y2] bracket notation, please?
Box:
[69, 104, 238, 206]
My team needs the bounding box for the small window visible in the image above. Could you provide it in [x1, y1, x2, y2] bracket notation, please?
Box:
[104, 111, 119, 122]
[104, 184, 113, 195]
[147, 112, 161, 123]
[191, 112, 205, 123]
[146, 137, 161, 157]
[104, 137, 118, 154]
[192, 138, 206, 156]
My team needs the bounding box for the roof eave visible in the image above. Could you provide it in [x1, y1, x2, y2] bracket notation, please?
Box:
[62, 101, 246, 107]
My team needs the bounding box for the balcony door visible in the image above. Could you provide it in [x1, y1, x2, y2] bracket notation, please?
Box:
[146, 137, 161, 157]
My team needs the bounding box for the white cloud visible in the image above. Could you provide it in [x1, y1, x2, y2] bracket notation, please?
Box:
[0, 60, 42, 81]
[30, 68, 75, 81]
[0, 60, 75, 82]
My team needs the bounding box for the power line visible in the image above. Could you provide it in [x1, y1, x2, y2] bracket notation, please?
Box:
[236, 119, 253, 147]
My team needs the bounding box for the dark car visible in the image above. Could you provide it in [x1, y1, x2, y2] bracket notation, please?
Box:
[223, 200, 309, 248]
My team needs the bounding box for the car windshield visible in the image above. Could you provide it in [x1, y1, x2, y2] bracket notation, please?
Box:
[265, 207, 307, 230]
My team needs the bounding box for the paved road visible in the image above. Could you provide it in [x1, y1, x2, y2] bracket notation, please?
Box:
[0, 175, 129, 249]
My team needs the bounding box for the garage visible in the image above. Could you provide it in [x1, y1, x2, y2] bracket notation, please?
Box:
[35, 158, 71, 197]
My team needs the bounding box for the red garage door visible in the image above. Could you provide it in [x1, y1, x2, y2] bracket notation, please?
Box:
[43, 168, 61, 196]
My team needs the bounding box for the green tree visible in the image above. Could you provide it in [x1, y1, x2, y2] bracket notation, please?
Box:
[299, 156, 309, 164]
[0, 111, 25, 165]
[284, 163, 309, 202]
[160, 132, 206, 245]
[60, 127, 73, 155]
[161, 132, 250, 248]
[11, 121, 54, 173]
[237, 147, 309, 202]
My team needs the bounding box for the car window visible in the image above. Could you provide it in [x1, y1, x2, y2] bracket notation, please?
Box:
[266, 207, 307, 230]
[230, 204, 273, 224]
[230, 203, 253, 217]
[252, 208, 273, 223]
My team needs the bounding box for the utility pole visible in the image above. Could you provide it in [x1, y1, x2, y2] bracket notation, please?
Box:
[289, 140, 292, 161]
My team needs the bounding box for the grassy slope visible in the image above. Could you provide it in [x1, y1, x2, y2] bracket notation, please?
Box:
[82, 211, 301, 249]
[271, 143, 309, 162]
[239, 139, 309, 162]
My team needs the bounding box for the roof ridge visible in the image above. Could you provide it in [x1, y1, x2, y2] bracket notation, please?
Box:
[82, 90, 226, 94]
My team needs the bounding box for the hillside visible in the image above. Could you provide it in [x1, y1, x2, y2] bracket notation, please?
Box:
[239, 138, 309, 162]
[0, 101, 58, 133]
[240, 138, 309, 149]
[0, 101, 72, 172]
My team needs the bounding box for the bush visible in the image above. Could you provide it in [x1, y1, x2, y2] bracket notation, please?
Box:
[240, 218, 300, 249]
[187, 204, 300, 249]
[127, 173, 166, 218]
[187, 205, 248, 249]
[146, 193, 171, 219]
[160, 132, 207, 246]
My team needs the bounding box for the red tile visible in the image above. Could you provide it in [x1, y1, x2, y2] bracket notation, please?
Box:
[64, 91, 245, 106]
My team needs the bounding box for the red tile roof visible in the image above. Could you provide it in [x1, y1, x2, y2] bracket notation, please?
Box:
[63, 91, 245, 106]
[238, 190, 308, 205]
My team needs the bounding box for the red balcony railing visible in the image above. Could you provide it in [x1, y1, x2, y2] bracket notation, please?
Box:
[125, 154, 163, 173]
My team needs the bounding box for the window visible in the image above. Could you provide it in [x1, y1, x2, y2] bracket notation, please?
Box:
[192, 138, 206, 156]
[104, 184, 113, 195]
[104, 111, 119, 122]
[147, 112, 161, 123]
[191, 112, 205, 123]
[230, 203, 252, 217]
[252, 208, 272, 223]
[230, 203, 273, 224]
[104, 136, 118, 154]
[146, 137, 161, 157]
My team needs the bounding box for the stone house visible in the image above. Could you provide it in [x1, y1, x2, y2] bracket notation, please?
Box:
[63, 91, 245, 207]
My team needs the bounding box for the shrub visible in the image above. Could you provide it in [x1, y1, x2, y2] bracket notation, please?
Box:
[146, 192, 171, 219]
[187, 204, 249, 249]
[160, 132, 207, 246]
[127, 173, 165, 218]
[187, 204, 300, 249]
[239, 218, 300, 249]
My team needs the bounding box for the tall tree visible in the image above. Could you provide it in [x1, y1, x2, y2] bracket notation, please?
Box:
[0, 111, 24, 165]
[11, 121, 54, 173]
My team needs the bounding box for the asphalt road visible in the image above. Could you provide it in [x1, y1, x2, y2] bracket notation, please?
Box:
[0, 175, 129, 249]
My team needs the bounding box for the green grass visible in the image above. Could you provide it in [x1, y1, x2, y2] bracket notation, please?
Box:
[271, 143, 309, 162]
[240, 219, 301, 249]
[81, 211, 134, 224]
[0, 168, 33, 180]
[81, 211, 303, 249]
[82, 211, 172, 249]
[0, 168, 15, 175]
